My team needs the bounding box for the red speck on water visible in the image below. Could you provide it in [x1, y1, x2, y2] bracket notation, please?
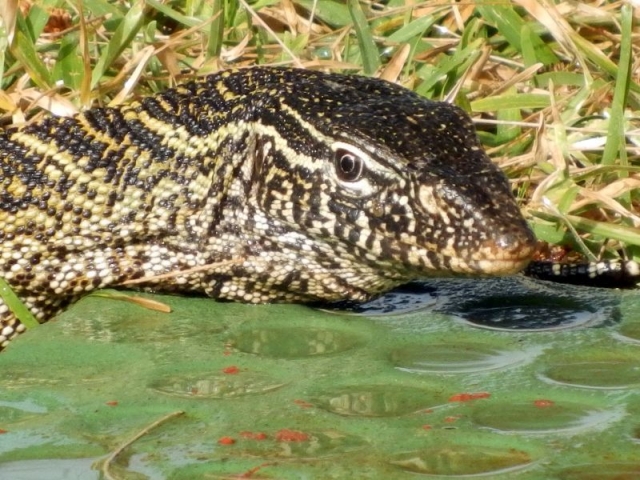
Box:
[534, 399, 555, 408]
[105, 400, 118, 406]
[0, 429, 7, 434]
[444, 416, 459, 423]
[238, 462, 273, 478]
[222, 365, 240, 374]
[293, 399, 313, 408]
[422, 409, 433, 414]
[218, 436, 236, 445]
[422, 424, 432, 430]
[449, 392, 491, 402]
[275, 429, 309, 442]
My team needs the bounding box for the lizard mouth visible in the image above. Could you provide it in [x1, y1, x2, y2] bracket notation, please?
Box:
[404, 228, 536, 277]
[464, 255, 533, 275]
[452, 237, 536, 276]
[395, 245, 533, 279]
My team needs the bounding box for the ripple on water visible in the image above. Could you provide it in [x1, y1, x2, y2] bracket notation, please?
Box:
[540, 354, 640, 390]
[149, 372, 286, 399]
[227, 429, 369, 458]
[0, 399, 48, 414]
[0, 406, 39, 426]
[310, 384, 447, 417]
[226, 326, 363, 358]
[389, 444, 534, 476]
[556, 463, 640, 480]
[318, 282, 438, 316]
[390, 342, 539, 374]
[61, 312, 225, 345]
[471, 400, 621, 434]
[615, 320, 640, 345]
[447, 295, 607, 331]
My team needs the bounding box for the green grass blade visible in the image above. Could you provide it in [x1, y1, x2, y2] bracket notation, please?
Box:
[601, 3, 632, 167]
[295, 0, 352, 28]
[387, 15, 436, 44]
[53, 33, 84, 90]
[146, 0, 202, 28]
[347, 0, 379, 75]
[91, 0, 146, 88]
[416, 40, 483, 98]
[495, 107, 522, 144]
[83, 0, 125, 18]
[0, 277, 39, 329]
[471, 93, 550, 112]
[569, 28, 640, 96]
[0, 5, 9, 86]
[477, 4, 558, 65]
[208, 0, 225, 58]
[11, 17, 52, 88]
[520, 23, 551, 69]
[566, 214, 640, 247]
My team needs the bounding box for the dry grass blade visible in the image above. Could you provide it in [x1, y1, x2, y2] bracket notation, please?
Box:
[379, 43, 410, 82]
[107, 45, 156, 106]
[77, 4, 92, 109]
[222, 34, 252, 63]
[491, 62, 544, 96]
[238, 0, 304, 68]
[514, 0, 587, 71]
[0, 90, 15, 112]
[89, 291, 173, 313]
[100, 411, 185, 480]
[0, 0, 18, 44]
[15, 87, 78, 117]
[92, 0, 147, 90]
[571, 179, 640, 228]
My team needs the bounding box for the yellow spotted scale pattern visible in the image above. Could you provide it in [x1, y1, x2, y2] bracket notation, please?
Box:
[0, 67, 536, 349]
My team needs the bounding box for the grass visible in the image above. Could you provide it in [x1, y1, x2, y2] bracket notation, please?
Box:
[0, 0, 639, 266]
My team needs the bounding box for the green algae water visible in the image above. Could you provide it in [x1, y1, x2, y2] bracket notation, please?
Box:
[0, 277, 639, 479]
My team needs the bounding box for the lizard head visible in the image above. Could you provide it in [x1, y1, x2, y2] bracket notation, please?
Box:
[220, 68, 536, 301]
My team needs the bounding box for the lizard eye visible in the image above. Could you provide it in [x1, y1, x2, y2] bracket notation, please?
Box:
[335, 149, 364, 182]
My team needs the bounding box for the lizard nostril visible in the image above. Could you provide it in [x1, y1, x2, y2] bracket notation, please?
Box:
[488, 226, 536, 259]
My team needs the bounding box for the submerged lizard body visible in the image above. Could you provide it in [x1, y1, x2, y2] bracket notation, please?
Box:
[0, 67, 535, 348]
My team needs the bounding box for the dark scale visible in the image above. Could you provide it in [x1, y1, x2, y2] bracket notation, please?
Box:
[139, 96, 182, 128]
[0, 66, 544, 350]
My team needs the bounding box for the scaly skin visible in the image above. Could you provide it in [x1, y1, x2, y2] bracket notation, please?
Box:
[0, 67, 536, 348]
